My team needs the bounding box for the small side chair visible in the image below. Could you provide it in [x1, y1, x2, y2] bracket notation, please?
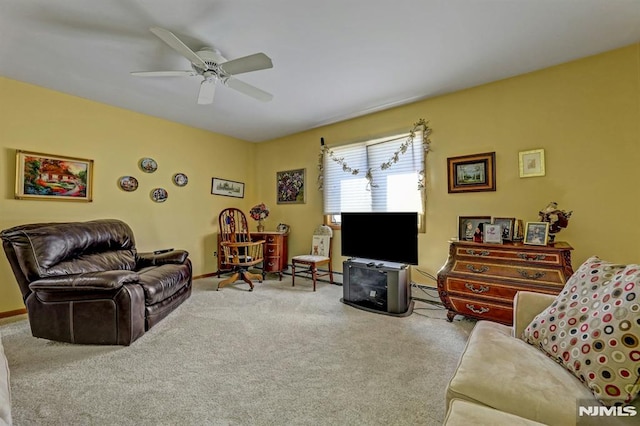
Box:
[291, 225, 334, 291]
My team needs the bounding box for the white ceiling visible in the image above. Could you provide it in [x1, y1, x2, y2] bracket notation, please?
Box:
[2, 1, 640, 142]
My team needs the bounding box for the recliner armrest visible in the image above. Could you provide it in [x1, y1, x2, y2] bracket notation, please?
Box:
[513, 291, 557, 339]
[136, 250, 189, 267]
[28, 270, 140, 291]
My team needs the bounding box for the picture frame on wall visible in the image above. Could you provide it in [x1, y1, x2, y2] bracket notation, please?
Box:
[483, 224, 503, 244]
[277, 168, 306, 204]
[447, 152, 496, 193]
[524, 222, 550, 246]
[15, 150, 94, 202]
[458, 216, 492, 241]
[492, 217, 515, 241]
[519, 149, 545, 178]
[211, 177, 245, 198]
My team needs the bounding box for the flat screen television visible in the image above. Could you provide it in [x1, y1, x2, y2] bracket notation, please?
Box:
[341, 212, 418, 265]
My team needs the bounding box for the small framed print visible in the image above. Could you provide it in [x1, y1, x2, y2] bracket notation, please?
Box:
[211, 177, 245, 198]
[524, 222, 549, 246]
[483, 224, 503, 244]
[458, 216, 492, 241]
[492, 217, 515, 241]
[447, 152, 496, 193]
[519, 149, 545, 178]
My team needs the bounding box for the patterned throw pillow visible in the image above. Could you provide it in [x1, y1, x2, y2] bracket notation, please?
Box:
[522, 256, 640, 406]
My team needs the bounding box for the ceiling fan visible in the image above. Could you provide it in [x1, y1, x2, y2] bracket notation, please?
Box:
[131, 27, 273, 104]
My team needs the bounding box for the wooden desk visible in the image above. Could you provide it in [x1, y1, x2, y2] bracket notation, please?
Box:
[437, 240, 573, 325]
[217, 232, 288, 280]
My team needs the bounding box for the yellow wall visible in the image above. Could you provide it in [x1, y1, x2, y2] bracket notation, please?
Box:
[2, 43, 639, 313]
[0, 77, 256, 312]
[256, 43, 640, 285]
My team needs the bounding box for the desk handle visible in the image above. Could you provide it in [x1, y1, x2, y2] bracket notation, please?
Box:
[466, 304, 490, 315]
[465, 283, 489, 293]
[517, 270, 546, 280]
[466, 249, 490, 256]
[518, 253, 547, 261]
[466, 264, 489, 274]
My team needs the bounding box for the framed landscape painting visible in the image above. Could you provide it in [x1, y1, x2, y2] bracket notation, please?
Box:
[447, 152, 496, 193]
[15, 150, 93, 202]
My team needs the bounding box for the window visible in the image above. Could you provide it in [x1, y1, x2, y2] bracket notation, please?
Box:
[323, 131, 425, 227]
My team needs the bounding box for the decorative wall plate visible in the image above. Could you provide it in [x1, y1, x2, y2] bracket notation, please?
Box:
[139, 157, 158, 173]
[173, 173, 188, 187]
[118, 176, 139, 192]
[151, 188, 168, 203]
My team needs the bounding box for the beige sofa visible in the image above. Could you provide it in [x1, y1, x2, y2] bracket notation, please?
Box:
[0, 338, 11, 425]
[444, 291, 639, 425]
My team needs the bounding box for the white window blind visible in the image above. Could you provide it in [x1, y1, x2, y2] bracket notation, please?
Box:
[323, 132, 424, 215]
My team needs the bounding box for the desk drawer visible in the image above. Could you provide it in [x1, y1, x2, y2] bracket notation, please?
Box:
[445, 277, 559, 302]
[452, 260, 565, 286]
[265, 244, 280, 257]
[264, 257, 281, 272]
[448, 296, 512, 325]
[456, 246, 563, 266]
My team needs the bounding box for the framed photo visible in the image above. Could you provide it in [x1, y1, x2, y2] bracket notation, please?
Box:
[15, 150, 93, 202]
[458, 216, 492, 241]
[519, 149, 545, 178]
[211, 177, 245, 198]
[483, 224, 503, 244]
[447, 152, 496, 193]
[492, 217, 515, 241]
[277, 168, 306, 204]
[524, 222, 549, 246]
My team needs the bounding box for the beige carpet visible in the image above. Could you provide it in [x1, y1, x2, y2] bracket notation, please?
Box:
[0, 276, 475, 425]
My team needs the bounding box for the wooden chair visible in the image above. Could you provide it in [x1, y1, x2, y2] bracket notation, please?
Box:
[291, 225, 334, 291]
[218, 208, 265, 291]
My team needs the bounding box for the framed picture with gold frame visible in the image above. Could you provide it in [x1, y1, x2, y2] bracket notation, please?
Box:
[15, 150, 94, 202]
[524, 222, 549, 246]
[447, 152, 496, 193]
[519, 149, 545, 178]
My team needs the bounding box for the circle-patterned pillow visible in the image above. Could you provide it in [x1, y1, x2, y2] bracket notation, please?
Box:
[522, 256, 640, 406]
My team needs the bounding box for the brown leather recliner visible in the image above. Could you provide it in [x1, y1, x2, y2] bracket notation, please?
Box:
[1, 219, 192, 345]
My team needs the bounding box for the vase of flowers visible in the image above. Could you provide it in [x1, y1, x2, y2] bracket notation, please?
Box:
[249, 203, 270, 232]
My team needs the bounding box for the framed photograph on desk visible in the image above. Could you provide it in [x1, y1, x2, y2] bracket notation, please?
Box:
[483, 224, 503, 244]
[524, 222, 549, 246]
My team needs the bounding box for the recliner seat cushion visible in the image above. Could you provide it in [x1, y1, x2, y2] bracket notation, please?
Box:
[447, 320, 595, 426]
[136, 263, 192, 305]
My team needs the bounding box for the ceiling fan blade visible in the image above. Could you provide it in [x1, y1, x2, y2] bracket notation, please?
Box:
[224, 77, 273, 102]
[149, 27, 208, 70]
[219, 53, 273, 76]
[198, 79, 216, 104]
[131, 71, 197, 77]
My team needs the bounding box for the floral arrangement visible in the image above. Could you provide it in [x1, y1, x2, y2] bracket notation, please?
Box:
[538, 201, 573, 242]
[249, 203, 270, 222]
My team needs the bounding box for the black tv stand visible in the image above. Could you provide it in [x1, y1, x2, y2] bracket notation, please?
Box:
[341, 258, 413, 316]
